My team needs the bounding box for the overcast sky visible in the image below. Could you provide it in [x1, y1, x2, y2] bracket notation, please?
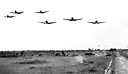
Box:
[0, 0, 128, 51]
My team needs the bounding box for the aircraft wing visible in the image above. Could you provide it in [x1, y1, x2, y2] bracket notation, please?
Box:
[35, 12, 41, 13]
[10, 12, 15, 14]
[63, 19, 70, 20]
[3, 16, 7, 17]
[76, 18, 83, 20]
[99, 22, 105, 23]
[36, 11, 48, 13]
[39, 22, 45, 24]
[10, 16, 15, 18]
[11, 16, 15, 17]
[44, 11, 49, 13]
[18, 12, 24, 13]
[49, 22, 56, 24]
[4, 16, 15, 18]
[88, 22, 94, 23]
[15, 12, 23, 14]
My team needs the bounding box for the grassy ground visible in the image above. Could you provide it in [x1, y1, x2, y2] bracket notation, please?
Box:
[0, 55, 112, 74]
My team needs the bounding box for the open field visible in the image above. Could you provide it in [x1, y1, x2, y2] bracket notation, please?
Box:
[0, 50, 115, 74]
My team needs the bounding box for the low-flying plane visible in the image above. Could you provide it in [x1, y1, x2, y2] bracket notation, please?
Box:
[3, 15, 15, 18]
[35, 10, 49, 14]
[63, 17, 83, 21]
[88, 20, 105, 24]
[39, 20, 56, 24]
[10, 10, 24, 14]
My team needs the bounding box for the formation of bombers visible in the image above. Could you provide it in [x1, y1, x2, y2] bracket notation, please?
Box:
[3, 10, 105, 24]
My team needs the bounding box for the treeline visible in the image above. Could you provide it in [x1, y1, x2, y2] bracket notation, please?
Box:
[0, 50, 83, 58]
[0, 48, 117, 58]
[0, 51, 29, 58]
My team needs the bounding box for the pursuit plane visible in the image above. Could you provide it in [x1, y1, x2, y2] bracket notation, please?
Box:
[63, 17, 83, 21]
[39, 20, 56, 24]
[10, 10, 24, 14]
[35, 10, 49, 14]
[88, 20, 105, 24]
[3, 15, 15, 18]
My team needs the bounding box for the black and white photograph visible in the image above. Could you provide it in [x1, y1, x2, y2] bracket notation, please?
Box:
[0, 0, 128, 74]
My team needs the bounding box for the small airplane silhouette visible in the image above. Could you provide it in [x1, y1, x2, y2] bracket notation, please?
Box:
[63, 17, 83, 21]
[35, 10, 49, 14]
[3, 15, 15, 18]
[10, 10, 24, 14]
[88, 20, 105, 24]
[39, 20, 56, 24]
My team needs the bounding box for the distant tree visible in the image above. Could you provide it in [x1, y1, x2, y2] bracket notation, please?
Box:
[109, 48, 117, 51]
[61, 51, 67, 56]
[55, 52, 61, 56]
[38, 54, 43, 57]
[20, 51, 25, 56]
[85, 52, 94, 55]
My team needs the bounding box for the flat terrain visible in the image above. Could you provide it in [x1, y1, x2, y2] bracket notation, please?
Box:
[0, 55, 112, 74]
